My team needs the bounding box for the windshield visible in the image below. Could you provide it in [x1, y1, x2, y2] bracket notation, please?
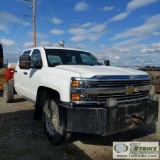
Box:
[45, 49, 103, 67]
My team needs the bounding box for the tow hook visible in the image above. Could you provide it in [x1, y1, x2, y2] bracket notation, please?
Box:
[125, 113, 145, 128]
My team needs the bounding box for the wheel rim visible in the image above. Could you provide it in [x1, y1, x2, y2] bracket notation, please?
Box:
[45, 106, 58, 136]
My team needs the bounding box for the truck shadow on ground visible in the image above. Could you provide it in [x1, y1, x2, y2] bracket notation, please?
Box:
[0, 95, 26, 103]
[0, 110, 92, 160]
[69, 123, 157, 146]
[0, 109, 158, 160]
[12, 97, 27, 103]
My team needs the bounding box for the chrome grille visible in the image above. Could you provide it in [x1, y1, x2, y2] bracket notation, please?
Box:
[97, 80, 150, 88]
[97, 80, 150, 103]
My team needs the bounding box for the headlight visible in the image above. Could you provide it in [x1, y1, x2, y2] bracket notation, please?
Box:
[106, 98, 117, 108]
[71, 78, 97, 102]
[150, 93, 158, 102]
[71, 80, 90, 88]
[71, 93, 88, 101]
[80, 94, 89, 101]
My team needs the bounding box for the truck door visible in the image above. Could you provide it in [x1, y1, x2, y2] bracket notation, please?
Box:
[14, 50, 31, 96]
[21, 49, 43, 101]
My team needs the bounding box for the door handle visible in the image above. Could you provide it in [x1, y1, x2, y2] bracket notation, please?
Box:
[23, 72, 28, 75]
[14, 70, 17, 73]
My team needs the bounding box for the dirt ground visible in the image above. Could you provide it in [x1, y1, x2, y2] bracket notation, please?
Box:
[0, 95, 160, 160]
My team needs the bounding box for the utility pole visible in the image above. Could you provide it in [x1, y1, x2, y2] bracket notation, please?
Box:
[24, 0, 36, 47]
[33, 0, 36, 47]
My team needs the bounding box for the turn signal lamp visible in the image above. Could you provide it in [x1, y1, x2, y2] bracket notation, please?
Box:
[71, 94, 80, 101]
[71, 80, 79, 87]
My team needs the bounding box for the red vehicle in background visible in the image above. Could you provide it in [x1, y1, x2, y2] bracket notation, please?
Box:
[0, 44, 16, 95]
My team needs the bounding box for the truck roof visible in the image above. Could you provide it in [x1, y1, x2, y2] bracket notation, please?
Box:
[23, 46, 88, 53]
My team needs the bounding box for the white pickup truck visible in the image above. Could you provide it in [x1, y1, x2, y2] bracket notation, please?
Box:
[3, 45, 159, 144]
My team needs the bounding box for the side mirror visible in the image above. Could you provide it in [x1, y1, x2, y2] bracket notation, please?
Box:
[19, 55, 31, 69]
[0, 44, 3, 69]
[104, 60, 110, 66]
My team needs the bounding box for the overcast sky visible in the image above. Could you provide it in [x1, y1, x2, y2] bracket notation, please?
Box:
[0, 0, 160, 66]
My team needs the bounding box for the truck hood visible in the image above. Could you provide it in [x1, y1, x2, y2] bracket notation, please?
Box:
[56, 65, 148, 78]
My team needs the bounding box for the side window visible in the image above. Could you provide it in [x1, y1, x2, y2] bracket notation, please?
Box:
[48, 55, 62, 65]
[31, 49, 43, 66]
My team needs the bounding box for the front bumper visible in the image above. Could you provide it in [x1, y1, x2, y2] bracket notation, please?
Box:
[59, 100, 158, 136]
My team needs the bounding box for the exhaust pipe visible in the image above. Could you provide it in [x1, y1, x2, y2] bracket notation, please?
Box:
[0, 44, 3, 69]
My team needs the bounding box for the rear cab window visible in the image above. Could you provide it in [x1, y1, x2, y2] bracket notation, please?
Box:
[30, 49, 43, 68]
[22, 50, 31, 55]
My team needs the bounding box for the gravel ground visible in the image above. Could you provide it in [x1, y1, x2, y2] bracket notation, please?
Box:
[0, 94, 160, 160]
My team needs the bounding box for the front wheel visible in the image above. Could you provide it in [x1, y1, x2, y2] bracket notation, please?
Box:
[42, 99, 66, 145]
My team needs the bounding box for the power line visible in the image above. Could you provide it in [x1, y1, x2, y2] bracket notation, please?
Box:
[4, 4, 32, 40]
[16, 22, 32, 42]
[36, 8, 47, 31]
[40, 0, 55, 44]
[0, 11, 24, 16]
[24, 0, 32, 9]
[6, 9, 28, 39]
[46, 1, 54, 18]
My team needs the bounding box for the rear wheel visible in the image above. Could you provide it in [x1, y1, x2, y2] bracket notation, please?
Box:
[3, 82, 14, 103]
[42, 99, 66, 145]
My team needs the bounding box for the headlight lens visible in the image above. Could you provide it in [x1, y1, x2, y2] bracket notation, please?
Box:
[80, 94, 89, 101]
[79, 81, 90, 88]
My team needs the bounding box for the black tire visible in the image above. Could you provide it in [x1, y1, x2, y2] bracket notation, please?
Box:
[0, 91, 3, 97]
[42, 99, 66, 145]
[3, 82, 14, 103]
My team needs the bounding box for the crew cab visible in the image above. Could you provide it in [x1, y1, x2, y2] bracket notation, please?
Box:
[3, 45, 159, 144]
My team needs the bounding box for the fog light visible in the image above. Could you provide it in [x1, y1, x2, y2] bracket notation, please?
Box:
[150, 93, 158, 102]
[80, 94, 88, 101]
[106, 98, 117, 108]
